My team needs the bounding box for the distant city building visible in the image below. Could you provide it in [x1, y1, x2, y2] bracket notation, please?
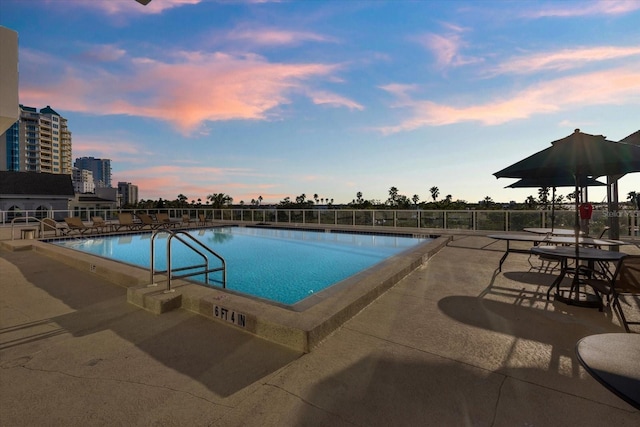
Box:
[74, 156, 111, 188]
[0, 105, 72, 174]
[72, 167, 95, 194]
[118, 181, 138, 206]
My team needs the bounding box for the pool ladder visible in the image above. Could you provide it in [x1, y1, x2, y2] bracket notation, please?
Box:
[149, 229, 226, 293]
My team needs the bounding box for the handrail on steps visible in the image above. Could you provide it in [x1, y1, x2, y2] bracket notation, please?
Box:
[11, 216, 50, 240]
[149, 229, 227, 293]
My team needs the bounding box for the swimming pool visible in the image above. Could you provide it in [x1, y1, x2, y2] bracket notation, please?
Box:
[53, 226, 432, 305]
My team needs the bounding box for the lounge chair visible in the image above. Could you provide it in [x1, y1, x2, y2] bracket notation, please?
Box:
[64, 217, 100, 235]
[584, 255, 640, 332]
[42, 218, 63, 237]
[156, 213, 180, 228]
[136, 213, 164, 229]
[115, 213, 143, 231]
[92, 216, 112, 233]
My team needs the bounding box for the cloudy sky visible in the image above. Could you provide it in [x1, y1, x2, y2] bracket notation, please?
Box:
[2, 0, 639, 205]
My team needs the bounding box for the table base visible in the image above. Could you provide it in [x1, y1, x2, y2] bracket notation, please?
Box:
[555, 289, 602, 308]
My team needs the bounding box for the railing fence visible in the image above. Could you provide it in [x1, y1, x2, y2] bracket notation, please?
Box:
[1, 208, 638, 237]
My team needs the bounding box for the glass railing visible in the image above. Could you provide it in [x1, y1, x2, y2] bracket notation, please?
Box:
[0, 208, 637, 237]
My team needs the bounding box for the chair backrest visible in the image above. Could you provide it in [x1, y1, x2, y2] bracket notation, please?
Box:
[42, 218, 57, 230]
[156, 213, 169, 222]
[92, 216, 105, 225]
[182, 214, 190, 222]
[597, 226, 611, 239]
[118, 213, 134, 224]
[136, 213, 154, 224]
[617, 255, 640, 293]
[64, 217, 84, 228]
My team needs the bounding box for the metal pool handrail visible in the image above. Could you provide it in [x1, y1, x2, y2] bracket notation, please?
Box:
[149, 229, 227, 293]
[11, 216, 48, 240]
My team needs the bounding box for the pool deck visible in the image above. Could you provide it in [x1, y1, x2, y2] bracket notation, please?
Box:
[1, 226, 639, 425]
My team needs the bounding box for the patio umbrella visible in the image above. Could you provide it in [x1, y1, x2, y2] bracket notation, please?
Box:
[494, 129, 640, 284]
[505, 175, 606, 230]
[494, 130, 640, 180]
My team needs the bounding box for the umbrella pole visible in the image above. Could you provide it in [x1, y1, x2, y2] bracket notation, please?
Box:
[551, 187, 556, 231]
[572, 176, 580, 301]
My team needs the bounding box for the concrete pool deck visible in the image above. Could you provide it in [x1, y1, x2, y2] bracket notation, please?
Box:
[1, 228, 639, 425]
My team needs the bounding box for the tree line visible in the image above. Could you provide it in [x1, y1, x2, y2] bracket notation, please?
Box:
[126, 188, 640, 210]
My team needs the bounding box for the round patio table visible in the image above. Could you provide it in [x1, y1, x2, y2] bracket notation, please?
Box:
[530, 246, 627, 308]
[576, 333, 640, 409]
[524, 227, 583, 236]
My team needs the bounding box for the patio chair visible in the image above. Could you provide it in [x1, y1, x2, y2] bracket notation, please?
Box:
[156, 213, 180, 228]
[92, 216, 111, 233]
[198, 213, 213, 226]
[64, 217, 100, 235]
[42, 218, 63, 237]
[136, 213, 165, 229]
[182, 214, 195, 227]
[115, 213, 143, 231]
[584, 255, 640, 332]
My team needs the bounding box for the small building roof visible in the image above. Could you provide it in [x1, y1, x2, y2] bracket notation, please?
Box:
[0, 171, 75, 196]
[39, 105, 61, 116]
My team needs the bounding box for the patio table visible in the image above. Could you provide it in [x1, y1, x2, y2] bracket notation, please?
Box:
[576, 333, 640, 409]
[524, 227, 583, 236]
[530, 246, 627, 308]
[487, 234, 628, 272]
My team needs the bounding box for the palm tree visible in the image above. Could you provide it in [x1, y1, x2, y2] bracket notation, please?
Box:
[525, 195, 537, 209]
[313, 194, 319, 204]
[207, 193, 233, 208]
[258, 195, 263, 205]
[176, 194, 188, 207]
[387, 186, 399, 206]
[430, 186, 439, 202]
[628, 191, 640, 209]
[538, 187, 550, 210]
[412, 194, 420, 207]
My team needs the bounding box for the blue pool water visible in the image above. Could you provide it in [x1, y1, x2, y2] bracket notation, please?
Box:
[52, 227, 431, 305]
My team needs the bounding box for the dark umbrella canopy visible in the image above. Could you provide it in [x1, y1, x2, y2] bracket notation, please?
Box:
[495, 129, 640, 276]
[494, 130, 640, 180]
[505, 176, 606, 188]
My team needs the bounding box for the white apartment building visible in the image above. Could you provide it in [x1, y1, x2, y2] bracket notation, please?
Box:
[72, 167, 95, 194]
[1, 105, 72, 175]
[118, 182, 139, 207]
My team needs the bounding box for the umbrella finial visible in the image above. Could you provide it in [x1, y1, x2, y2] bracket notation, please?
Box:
[574, 128, 580, 133]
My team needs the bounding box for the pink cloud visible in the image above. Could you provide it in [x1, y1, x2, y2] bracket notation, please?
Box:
[414, 29, 482, 70]
[525, 0, 640, 18]
[307, 90, 364, 110]
[377, 66, 640, 133]
[78, 44, 127, 63]
[19, 48, 351, 135]
[227, 27, 337, 46]
[113, 164, 260, 201]
[489, 46, 640, 75]
[72, 138, 145, 162]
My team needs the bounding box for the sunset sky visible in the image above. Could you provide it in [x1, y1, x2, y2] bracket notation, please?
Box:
[2, 0, 639, 205]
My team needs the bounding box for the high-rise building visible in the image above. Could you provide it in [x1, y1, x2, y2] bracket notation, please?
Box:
[118, 181, 138, 206]
[0, 104, 72, 174]
[72, 167, 95, 193]
[74, 156, 112, 188]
